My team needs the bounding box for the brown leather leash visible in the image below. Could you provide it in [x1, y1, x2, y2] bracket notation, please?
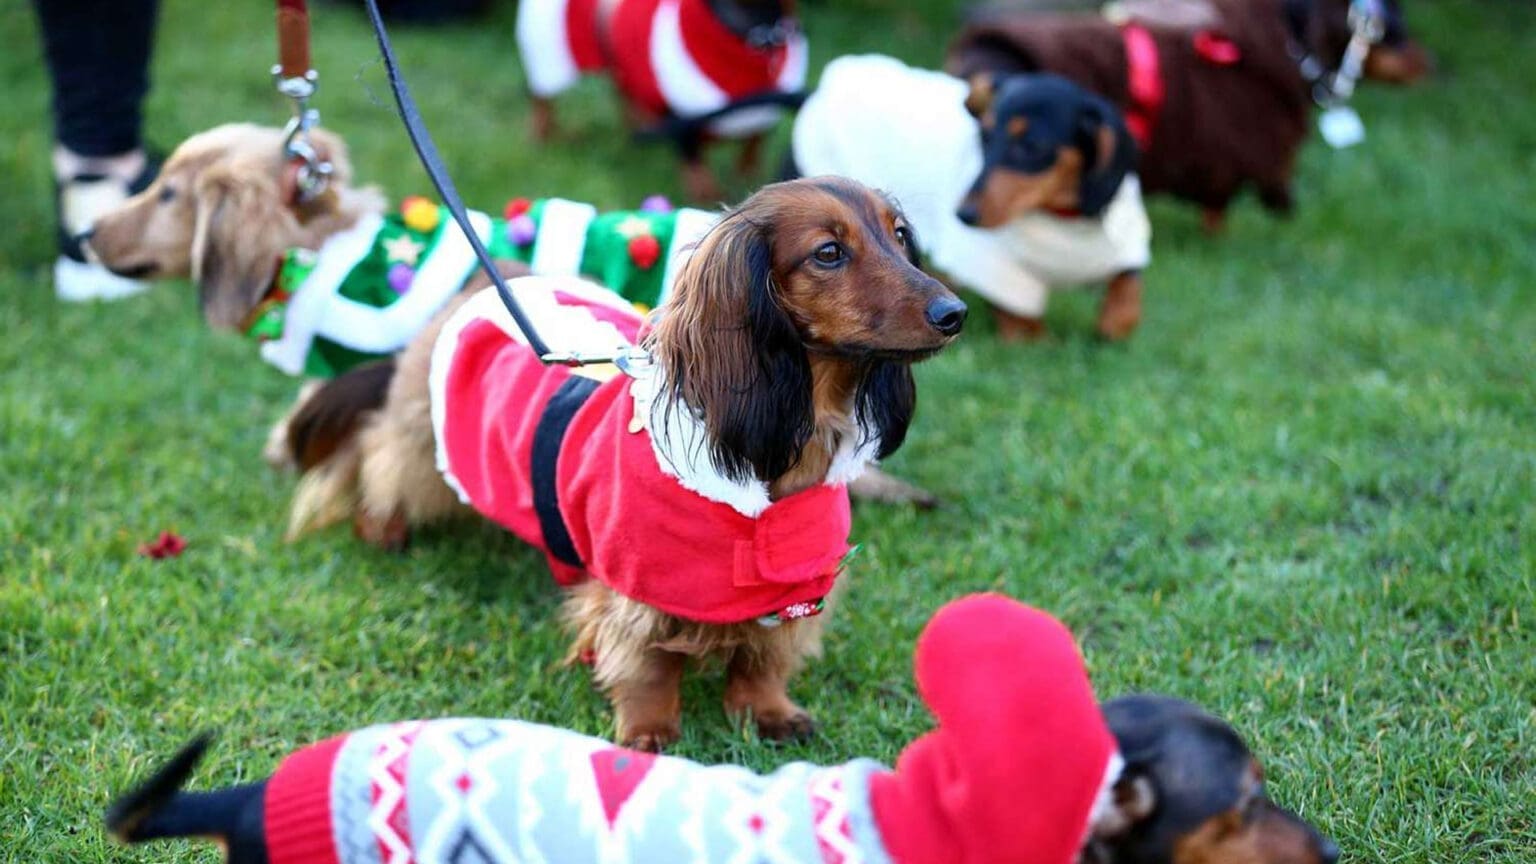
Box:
[273, 0, 333, 204]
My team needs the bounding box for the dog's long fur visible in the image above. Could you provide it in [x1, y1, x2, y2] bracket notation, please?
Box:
[85, 124, 384, 330]
[287, 177, 964, 748]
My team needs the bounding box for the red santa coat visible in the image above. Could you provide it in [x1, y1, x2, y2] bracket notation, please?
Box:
[429, 280, 855, 624]
[517, 0, 808, 135]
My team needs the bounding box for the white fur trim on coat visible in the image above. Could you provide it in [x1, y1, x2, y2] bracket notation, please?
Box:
[430, 282, 879, 521]
[260, 213, 385, 375]
[649, 0, 806, 137]
[516, 0, 580, 98]
[313, 210, 492, 354]
[531, 198, 598, 277]
[428, 280, 637, 504]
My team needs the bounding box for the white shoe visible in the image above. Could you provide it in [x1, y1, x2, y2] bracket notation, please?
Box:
[54, 254, 148, 302]
[53, 171, 151, 302]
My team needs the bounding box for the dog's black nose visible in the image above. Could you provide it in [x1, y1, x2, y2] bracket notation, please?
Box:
[925, 296, 968, 335]
[956, 202, 980, 226]
[1317, 838, 1341, 864]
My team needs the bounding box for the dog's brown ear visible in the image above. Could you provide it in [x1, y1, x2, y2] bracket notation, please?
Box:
[191, 166, 292, 330]
[647, 212, 813, 484]
[964, 72, 996, 120]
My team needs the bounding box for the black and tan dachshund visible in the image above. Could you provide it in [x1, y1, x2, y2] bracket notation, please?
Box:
[1090, 694, 1341, 864]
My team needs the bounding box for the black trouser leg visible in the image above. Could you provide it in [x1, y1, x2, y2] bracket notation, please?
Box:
[31, 0, 160, 157]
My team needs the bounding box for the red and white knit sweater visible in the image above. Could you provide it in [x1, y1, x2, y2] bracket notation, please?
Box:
[429, 279, 869, 624]
[517, 0, 808, 135]
[258, 595, 1121, 864]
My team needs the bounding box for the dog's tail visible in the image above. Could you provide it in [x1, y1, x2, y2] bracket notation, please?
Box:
[105, 733, 266, 856]
[284, 358, 397, 540]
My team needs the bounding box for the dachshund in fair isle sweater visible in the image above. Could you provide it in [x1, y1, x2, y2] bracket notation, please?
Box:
[108, 596, 1128, 864]
[282, 178, 966, 749]
[517, 0, 807, 201]
[107, 597, 1342, 864]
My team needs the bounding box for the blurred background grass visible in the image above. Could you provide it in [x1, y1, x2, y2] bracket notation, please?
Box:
[1, 0, 1533, 861]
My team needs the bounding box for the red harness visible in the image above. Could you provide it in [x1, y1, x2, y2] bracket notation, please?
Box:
[1120, 23, 1165, 150]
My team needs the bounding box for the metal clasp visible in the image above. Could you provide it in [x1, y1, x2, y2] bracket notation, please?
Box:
[538, 344, 656, 373]
[272, 66, 333, 203]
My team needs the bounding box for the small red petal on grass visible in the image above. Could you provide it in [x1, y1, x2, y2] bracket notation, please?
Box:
[138, 531, 188, 559]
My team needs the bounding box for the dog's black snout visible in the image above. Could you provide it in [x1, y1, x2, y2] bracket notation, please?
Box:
[925, 295, 968, 335]
[956, 201, 980, 226]
[1317, 838, 1341, 864]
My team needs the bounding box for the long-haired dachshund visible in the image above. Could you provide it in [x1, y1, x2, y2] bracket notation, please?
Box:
[284, 177, 966, 749]
[103, 595, 1127, 864]
[1087, 694, 1340, 864]
[82, 123, 385, 333]
[81, 122, 722, 379]
[948, 0, 1431, 231]
[517, 0, 807, 201]
[100, 598, 1343, 864]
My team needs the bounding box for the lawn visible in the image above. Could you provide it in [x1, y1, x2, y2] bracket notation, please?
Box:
[1, 0, 1532, 861]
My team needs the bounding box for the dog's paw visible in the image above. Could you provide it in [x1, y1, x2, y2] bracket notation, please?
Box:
[353, 509, 409, 553]
[755, 710, 817, 743]
[619, 725, 680, 753]
[849, 467, 941, 510]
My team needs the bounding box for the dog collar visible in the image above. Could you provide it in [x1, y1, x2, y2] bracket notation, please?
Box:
[241, 249, 315, 340]
[757, 597, 826, 628]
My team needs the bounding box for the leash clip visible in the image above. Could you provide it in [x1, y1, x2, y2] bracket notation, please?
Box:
[1316, 0, 1384, 106]
[273, 66, 334, 203]
[539, 345, 654, 371]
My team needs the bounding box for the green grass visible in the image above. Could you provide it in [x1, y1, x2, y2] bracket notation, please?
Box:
[2, 0, 1533, 861]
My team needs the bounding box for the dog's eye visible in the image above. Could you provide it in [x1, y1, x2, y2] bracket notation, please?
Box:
[158, 186, 176, 204]
[811, 242, 845, 266]
[894, 225, 913, 247]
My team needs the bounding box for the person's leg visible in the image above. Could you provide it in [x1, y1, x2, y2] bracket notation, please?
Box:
[31, 0, 161, 299]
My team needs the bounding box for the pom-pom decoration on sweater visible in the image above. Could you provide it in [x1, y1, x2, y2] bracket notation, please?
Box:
[107, 594, 1121, 864]
[249, 198, 715, 378]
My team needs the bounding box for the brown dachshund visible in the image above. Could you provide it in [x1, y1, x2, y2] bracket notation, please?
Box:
[282, 177, 966, 750]
[1088, 694, 1341, 864]
[948, 0, 1431, 231]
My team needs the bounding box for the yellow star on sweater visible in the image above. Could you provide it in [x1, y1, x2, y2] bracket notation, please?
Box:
[383, 234, 425, 266]
[615, 216, 653, 239]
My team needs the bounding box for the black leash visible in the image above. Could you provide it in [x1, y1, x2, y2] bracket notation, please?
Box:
[363, 0, 603, 365]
